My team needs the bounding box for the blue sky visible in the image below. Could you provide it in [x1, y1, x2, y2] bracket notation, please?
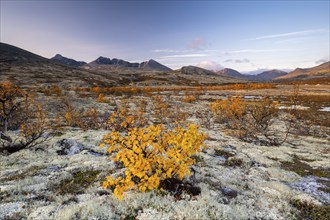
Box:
[1, 0, 329, 73]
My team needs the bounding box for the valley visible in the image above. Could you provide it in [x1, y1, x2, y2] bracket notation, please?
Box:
[0, 42, 329, 219]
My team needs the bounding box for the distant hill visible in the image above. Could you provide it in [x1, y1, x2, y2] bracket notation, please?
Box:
[0, 42, 48, 64]
[255, 69, 287, 81]
[85, 56, 172, 72]
[275, 61, 330, 80]
[139, 59, 172, 71]
[216, 68, 287, 81]
[217, 68, 287, 81]
[51, 54, 86, 68]
[89, 56, 139, 67]
[169, 66, 246, 85]
[217, 68, 246, 78]
[179, 65, 219, 76]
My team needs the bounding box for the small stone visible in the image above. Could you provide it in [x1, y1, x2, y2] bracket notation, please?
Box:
[56, 139, 86, 156]
[220, 187, 238, 198]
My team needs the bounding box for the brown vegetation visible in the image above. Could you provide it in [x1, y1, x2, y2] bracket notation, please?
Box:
[0, 81, 48, 154]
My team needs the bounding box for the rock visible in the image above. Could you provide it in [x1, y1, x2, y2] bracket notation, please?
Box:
[0, 132, 12, 143]
[159, 178, 201, 196]
[220, 187, 238, 198]
[56, 139, 87, 156]
[82, 149, 103, 157]
[97, 190, 110, 196]
[46, 165, 62, 172]
[223, 145, 237, 151]
[186, 185, 201, 196]
[288, 176, 330, 204]
[0, 202, 25, 219]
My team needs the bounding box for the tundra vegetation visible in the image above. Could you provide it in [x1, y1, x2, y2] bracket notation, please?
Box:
[1, 80, 329, 219]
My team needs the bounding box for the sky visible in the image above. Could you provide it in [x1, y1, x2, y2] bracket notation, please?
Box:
[1, 0, 329, 73]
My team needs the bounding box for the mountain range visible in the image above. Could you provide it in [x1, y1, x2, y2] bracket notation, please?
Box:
[51, 53, 329, 81]
[51, 54, 87, 68]
[216, 68, 288, 81]
[0, 42, 244, 87]
[51, 54, 172, 72]
[1, 42, 329, 87]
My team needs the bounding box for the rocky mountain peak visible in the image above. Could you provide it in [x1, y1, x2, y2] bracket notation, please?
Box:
[52, 54, 64, 59]
[51, 54, 87, 68]
[95, 56, 112, 65]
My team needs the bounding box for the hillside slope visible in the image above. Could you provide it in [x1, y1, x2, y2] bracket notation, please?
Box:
[0, 42, 126, 88]
[276, 61, 330, 80]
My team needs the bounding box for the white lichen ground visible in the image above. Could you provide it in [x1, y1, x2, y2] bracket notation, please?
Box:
[1, 126, 329, 220]
[1, 87, 329, 220]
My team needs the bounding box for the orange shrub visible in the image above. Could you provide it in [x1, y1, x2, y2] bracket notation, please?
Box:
[182, 95, 197, 103]
[210, 97, 246, 126]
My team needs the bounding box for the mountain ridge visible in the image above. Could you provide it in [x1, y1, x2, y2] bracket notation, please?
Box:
[255, 69, 287, 81]
[216, 68, 287, 81]
[84, 56, 172, 72]
[0, 42, 244, 87]
[275, 61, 330, 80]
[51, 54, 87, 68]
[216, 68, 248, 79]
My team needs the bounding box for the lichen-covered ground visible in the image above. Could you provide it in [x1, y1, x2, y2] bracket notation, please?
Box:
[1, 86, 329, 219]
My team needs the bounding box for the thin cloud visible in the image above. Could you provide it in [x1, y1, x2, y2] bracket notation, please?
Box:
[236, 58, 250, 63]
[153, 49, 180, 53]
[315, 58, 329, 64]
[226, 48, 294, 54]
[187, 37, 205, 50]
[225, 58, 250, 63]
[249, 29, 327, 40]
[160, 54, 210, 59]
[196, 61, 223, 71]
[274, 37, 311, 44]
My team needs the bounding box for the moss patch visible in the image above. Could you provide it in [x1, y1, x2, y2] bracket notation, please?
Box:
[225, 157, 243, 167]
[317, 178, 330, 194]
[0, 166, 44, 183]
[54, 170, 101, 195]
[290, 199, 330, 220]
[214, 148, 235, 159]
[281, 155, 330, 178]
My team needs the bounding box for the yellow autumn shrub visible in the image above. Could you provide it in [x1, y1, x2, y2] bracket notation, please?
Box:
[100, 124, 206, 200]
[107, 99, 146, 131]
[210, 97, 246, 126]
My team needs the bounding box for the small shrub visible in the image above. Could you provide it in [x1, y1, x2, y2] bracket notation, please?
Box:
[225, 157, 243, 167]
[107, 99, 145, 131]
[182, 95, 197, 103]
[101, 124, 206, 200]
[210, 97, 246, 126]
[290, 199, 330, 220]
[79, 108, 104, 131]
[0, 81, 48, 154]
[1, 81, 24, 132]
[195, 110, 213, 129]
[44, 85, 62, 96]
[210, 96, 288, 145]
[97, 93, 106, 103]
[59, 99, 81, 127]
[152, 96, 172, 124]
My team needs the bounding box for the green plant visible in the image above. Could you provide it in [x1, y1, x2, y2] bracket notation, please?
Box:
[290, 199, 330, 220]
